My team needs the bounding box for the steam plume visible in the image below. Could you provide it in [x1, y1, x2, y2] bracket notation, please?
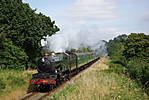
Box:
[41, 30, 107, 55]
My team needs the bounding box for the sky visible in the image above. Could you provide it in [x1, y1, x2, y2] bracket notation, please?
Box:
[22, 0, 149, 40]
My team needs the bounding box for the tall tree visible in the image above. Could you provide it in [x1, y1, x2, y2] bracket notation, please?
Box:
[123, 33, 149, 59]
[0, 0, 59, 69]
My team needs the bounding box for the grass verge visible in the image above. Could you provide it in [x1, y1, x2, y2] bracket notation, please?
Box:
[46, 57, 149, 100]
[0, 70, 36, 100]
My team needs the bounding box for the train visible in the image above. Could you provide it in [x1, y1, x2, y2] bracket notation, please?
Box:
[27, 50, 98, 92]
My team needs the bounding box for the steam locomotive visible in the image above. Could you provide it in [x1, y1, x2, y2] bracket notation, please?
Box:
[28, 49, 97, 92]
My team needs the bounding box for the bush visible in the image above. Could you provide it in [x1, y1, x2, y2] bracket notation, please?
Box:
[110, 63, 126, 73]
[127, 58, 148, 77]
[107, 33, 149, 94]
[127, 57, 149, 90]
[0, 41, 28, 70]
[104, 60, 126, 74]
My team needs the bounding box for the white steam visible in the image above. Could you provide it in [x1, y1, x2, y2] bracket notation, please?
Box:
[41, 30, 109, 55]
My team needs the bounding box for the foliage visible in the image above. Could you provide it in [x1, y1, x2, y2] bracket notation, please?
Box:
[0, 70, 35, 99]
[123, 33, 149, 91]
[107, 33, 149, 94]
[123, 33, 149, 59]
[107, 34, 127, 65]
[0, 79, 6, 90]
[10, 77, 26, 87]
[127, 57, 149, 79]
[0, 41, 28, 70]
[105, 61, 126, 74]
[107, 34, 127, 55]
[0, 0, 59, 69]
[49, 58, 148, 100]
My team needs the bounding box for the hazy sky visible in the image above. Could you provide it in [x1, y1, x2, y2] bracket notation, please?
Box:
[23, 0, 149, 40]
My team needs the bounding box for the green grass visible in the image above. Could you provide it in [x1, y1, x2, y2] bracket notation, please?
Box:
[0, 70, 35, 100]
[46, 57, 149, 100]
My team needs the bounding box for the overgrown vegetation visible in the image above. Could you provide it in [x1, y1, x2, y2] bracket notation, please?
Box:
[107, 33, 149, 94]
[47, 58, 148, 100]
[0, 70, 36, 100]
[0, 0, 59, 70]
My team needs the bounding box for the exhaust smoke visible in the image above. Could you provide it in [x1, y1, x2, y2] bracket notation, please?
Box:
[41, 30, 107, 55]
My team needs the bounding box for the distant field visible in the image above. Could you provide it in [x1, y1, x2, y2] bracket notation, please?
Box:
[47, 57, 149, 100]
[0, 70, 36, 100]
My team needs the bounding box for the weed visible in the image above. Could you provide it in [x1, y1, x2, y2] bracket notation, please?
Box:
[10, 77, 26, 88]
[0, 79, 6, 90]
[0, 70, 35, 100]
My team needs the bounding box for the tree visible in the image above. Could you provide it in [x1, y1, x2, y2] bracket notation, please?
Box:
[123, 33, 149, 59]
[107, 34, 128, 57]
[0, 41, 28, 70]
[0, 0, 59, 69]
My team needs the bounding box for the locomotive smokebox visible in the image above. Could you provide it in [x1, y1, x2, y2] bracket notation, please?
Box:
[37, 48, 56, 73]
[37, 57, 55, 73]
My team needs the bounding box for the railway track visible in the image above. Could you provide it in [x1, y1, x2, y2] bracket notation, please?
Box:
[17, 57, 100, 100]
